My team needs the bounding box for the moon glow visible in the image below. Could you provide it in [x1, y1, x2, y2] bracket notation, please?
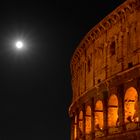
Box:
[16, 41, 23, 49]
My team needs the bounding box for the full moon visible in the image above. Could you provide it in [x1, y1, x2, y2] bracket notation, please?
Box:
[15, 41, 23, 49]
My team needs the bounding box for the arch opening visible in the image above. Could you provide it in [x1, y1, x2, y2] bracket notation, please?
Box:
[79, 111, 84, 134]
[108, 94, 119, 127]
[74, 115, 77, 140]
[124, 87, 139, 123]
[95, 100, 104, 130]
[85, 106, 92, 134]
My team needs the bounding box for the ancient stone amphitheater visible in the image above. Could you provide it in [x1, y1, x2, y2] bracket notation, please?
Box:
[69, 0, 140, 139]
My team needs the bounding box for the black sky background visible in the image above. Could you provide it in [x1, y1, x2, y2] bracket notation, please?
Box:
[0, 0, 125, 139]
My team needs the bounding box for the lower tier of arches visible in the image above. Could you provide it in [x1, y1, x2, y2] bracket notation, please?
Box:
[69, 67, 140, 140]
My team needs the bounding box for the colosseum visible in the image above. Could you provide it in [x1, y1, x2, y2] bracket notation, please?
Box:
[69, 0, 140, 140]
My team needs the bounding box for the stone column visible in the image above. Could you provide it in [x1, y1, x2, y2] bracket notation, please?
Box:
[93, 45, 95, 86]
[137, 78, 140, 127]
[84, 49, 87, 91]
[103, 90, 108, 136]
[83, 104, 86, 140]
[73, 112, 78, 140]
[71, 116, 74, 140]
[76, 110, 79, 140]
[91, 98, 95, 139]
[118, 85, 125, 132]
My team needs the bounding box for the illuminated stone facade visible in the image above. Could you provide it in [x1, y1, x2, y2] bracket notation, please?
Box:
[69, 0, 140, 139]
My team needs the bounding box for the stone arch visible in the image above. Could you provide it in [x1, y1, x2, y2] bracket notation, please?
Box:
[85, 105, 92, 134]
[79, 110, 84, 133]
[108, 94, 119, 127]
[95, 100, 104, 130]
[124, 87, 139, 123]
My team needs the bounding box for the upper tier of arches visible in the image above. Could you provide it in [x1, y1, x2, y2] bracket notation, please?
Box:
[70, 0, 140, 102]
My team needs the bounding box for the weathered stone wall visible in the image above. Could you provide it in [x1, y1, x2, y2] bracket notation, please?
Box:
[70, 0, 140, 102]
[69, 0, 140, 140]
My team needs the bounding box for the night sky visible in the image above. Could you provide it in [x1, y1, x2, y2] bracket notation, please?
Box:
[0, 0, 125, 140]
